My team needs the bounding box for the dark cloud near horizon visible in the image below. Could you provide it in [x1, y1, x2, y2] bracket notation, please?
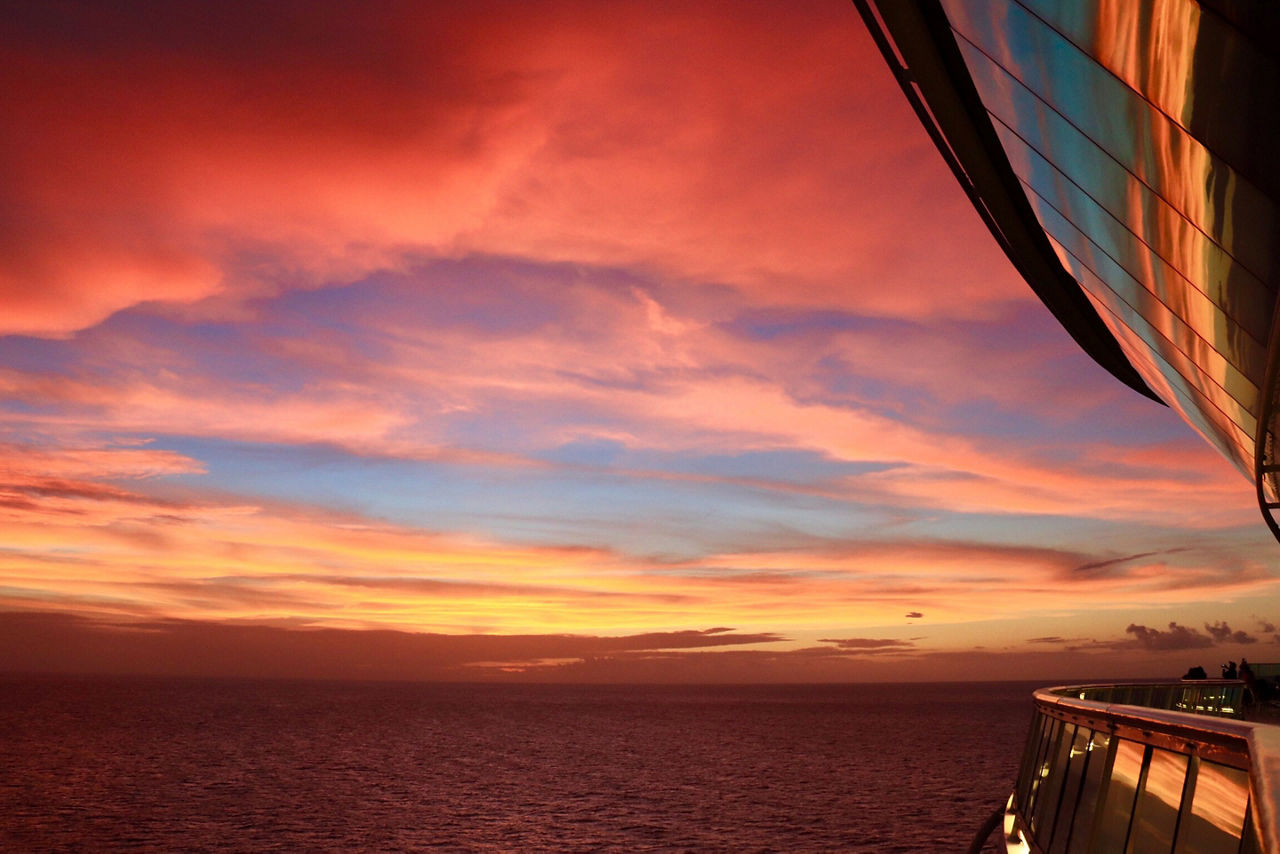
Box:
[1125, 622, 1213, 651]
[904, 611, 923, 619]
[13, 610, 1272, 683]
[818, 637, 915, 652]
[1071, 620, 1262, 653]
[0, 610, 786, 680]
[1204, 621, 1256, 644]
[1026, 636, 1066, 645]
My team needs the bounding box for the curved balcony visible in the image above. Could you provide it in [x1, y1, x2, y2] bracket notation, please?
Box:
[1002, 681, 1280, 853]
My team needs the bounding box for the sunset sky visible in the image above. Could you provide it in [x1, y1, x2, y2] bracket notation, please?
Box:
[3, 0, 1277, 682]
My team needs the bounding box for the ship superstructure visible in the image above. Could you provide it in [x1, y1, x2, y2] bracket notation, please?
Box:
[857, 0, 1280, 536]
[857, 1, 1280, 849]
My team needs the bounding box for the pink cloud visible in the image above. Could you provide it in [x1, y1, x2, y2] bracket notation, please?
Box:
[0, 1, 1020, 338]
[0, 304, 1253, 530]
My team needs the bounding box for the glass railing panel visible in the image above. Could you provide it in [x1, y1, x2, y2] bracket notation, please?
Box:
[1024, 717, 1054, 819]
[1021, 714, 1048, 813]
[1224, 685, 1243, 715]
[1049, 725, 1094, 853]
[1018, 712, 1051, 810]
[1130, 747, 1189, 853]
[1188, 685, 1207, 713]
[1094, 738, 1146, 851]
[1175, 760, 1249, 854]
[1066, 730, 1113, 854]
[1061, 681, 1248, 717]
[1177, 685, 1199, 713]
[1242, 805, 1261, 854]
[1028, 717, 1063, 821]
[1033, 722, 1077, 838]
[1206, 686, 1224, 712]
[1252, 663, 1280, 682]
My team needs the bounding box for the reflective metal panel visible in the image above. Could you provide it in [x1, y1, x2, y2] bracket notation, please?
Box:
[1050, 235, 1260, 434]
[949, 29, 1275, 303]
[1035, 200, 1259, 470]
[1044, 231, 1257, 471]
[1049, 235, 1260, 460]
[1013, 0, 1280, 202]
[942, 0, 1277, 287]
[935, 0, 1280, 498]
[984, 108, 1273, 350]
[1037, 213, 1269, 397]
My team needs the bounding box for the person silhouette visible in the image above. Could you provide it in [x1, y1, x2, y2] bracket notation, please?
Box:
[1239, 658, 1258, 705]
[1223, 661, 1238, 679]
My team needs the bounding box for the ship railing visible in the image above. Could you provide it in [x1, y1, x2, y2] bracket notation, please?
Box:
[1001, 681, 1280, 854]
[1067, 680, 1246, 718]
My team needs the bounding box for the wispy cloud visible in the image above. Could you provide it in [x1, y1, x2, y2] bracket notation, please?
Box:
[818, 637, 916, 654]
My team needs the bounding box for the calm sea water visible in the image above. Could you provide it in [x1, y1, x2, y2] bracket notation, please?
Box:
[0, 678, 1040, 852]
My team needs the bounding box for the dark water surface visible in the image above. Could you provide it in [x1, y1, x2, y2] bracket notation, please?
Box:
[1, 678, 1039, 852]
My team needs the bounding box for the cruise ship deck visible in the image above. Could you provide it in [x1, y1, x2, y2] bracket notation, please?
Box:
[1001, 679, 1279, 852]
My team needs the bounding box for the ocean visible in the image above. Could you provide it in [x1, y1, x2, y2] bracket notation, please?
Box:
[1, 678, 1040, 852]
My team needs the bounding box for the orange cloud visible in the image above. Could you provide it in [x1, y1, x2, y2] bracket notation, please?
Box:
[1, 266, 1250, 532]
[2, 438, 1268, 646]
